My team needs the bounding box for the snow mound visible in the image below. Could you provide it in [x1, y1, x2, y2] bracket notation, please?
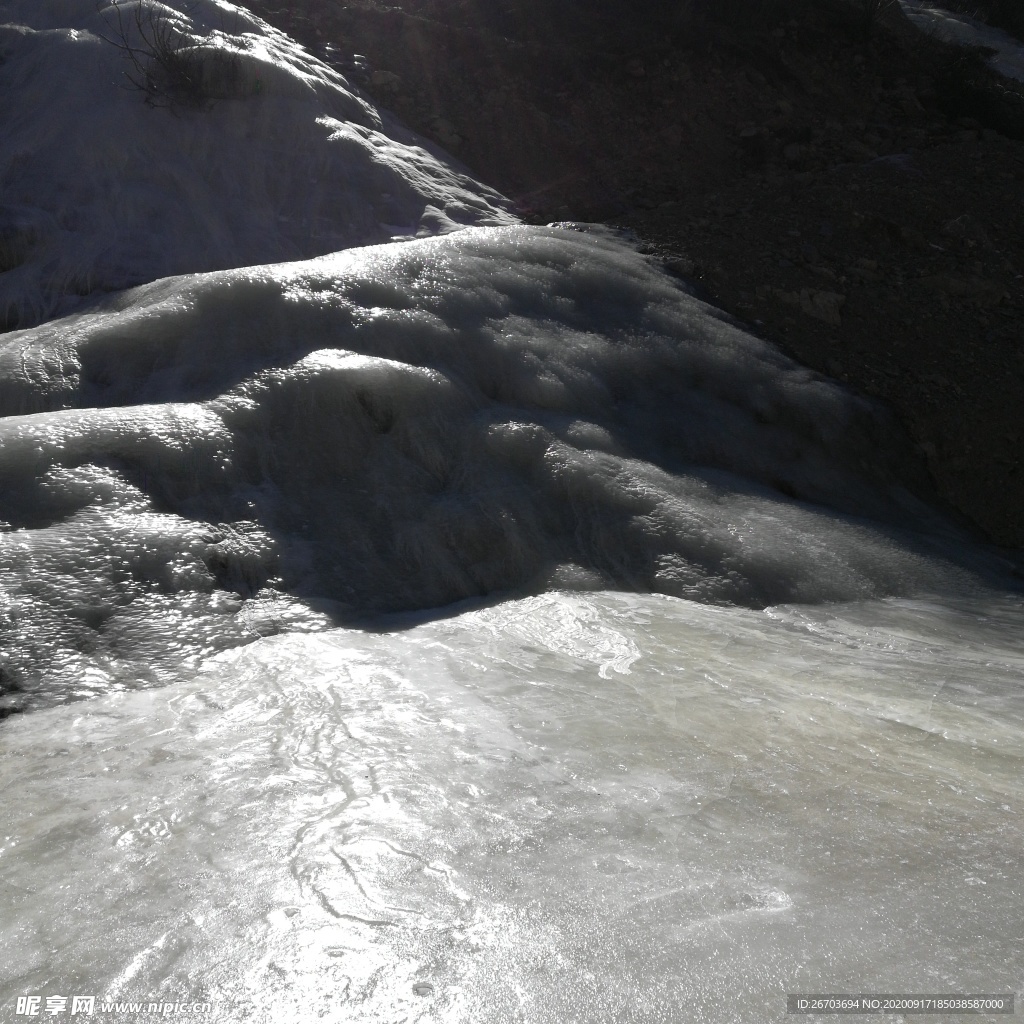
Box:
[0, 224, 1011, 711]
[0, 0, 516, 329]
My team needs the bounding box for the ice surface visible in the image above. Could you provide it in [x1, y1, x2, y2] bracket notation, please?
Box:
[1, 590, 1022, 1021]
[1, 224, 1016, 712]
[0, 0, 515, 328]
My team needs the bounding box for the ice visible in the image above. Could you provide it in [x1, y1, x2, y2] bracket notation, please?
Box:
[0, 0, 515, 328]
[1, 590, 1021, 1021]
[2, 224, 1016, 712]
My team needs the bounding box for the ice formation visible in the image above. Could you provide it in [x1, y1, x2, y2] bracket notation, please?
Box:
[0, 223, 1015, 711]
[1, 4, 1022, 1020]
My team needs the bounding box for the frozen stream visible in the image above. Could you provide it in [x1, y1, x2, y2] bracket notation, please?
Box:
[2, 590, 1023, 1022]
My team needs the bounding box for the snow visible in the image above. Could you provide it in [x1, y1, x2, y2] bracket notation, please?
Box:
[0, 0, 515, 328]
[900, 0, 1024, 81]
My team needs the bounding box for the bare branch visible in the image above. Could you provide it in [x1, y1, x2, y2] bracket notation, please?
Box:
[96, 0, 229, 111]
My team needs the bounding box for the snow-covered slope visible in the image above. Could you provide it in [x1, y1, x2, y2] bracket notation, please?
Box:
[0, 0, 516, 329]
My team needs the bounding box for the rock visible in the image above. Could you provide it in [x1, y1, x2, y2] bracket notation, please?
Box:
[843, 140, 878, 161]
[665, 256, 697, 277]
[757, 285, 845, 325]
[808, 265, 838, 281]
[625, 59, 646, 78]
[763, 286, 800, 306]
[370, 70, 402, 89]
[738, 129, 771, 167]
[899, 94, 925, 117]
[660, 124, 684, 147]
[799, 288, 846, 325]
[942, 214, 992, 249]
[849, 257, 880, 282]
[431, 116, 462, 149]
[918, 274, 1006, 307]
[854, 213, 927, 251]
[867, 153, 921, 176]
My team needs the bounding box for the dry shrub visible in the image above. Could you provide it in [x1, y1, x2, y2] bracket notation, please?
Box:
[97, 1, 240, 110]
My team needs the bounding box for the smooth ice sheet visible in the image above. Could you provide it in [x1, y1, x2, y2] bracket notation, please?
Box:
[1, 590, 1021, 1022]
